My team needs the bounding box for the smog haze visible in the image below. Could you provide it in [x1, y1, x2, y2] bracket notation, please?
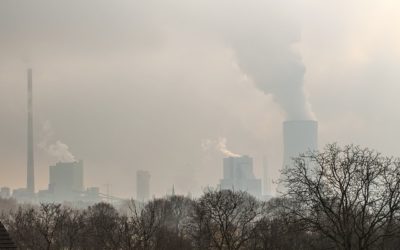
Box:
[1, 0, 400, 198]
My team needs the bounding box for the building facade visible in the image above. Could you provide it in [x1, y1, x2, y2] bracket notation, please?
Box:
[48, 160, 84, 202]
[219, 155, 262, 198]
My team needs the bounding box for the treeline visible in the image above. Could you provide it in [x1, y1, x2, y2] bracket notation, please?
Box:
[2, 144, 400, 249]
[1, 191, 319, 250]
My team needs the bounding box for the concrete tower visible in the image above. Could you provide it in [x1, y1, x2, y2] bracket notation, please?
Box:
[27, 68, 35, 194]
[282, 120, 318, 169]
[277, 120, 318, 194]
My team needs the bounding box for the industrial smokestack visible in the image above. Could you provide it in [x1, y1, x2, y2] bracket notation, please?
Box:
[27, 68, 35, 194]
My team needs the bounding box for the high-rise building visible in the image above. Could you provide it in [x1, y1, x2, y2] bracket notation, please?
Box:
[48, 161, 84, 201]
[220, 155, 262, 198]
[27, 68, 35, 194]
[136, 170, 150, 202]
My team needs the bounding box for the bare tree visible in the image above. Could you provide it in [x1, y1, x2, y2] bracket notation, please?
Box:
[4, 206, 42, 250]
[60, 208, 87, 250]
[0, 197, 17, 215]
[282, 144, 400, 250]
[129, 199, 163, 250]
[193, 189, 263, 250]
[35, 203, 67, 250]
[85, 202, 122, 249]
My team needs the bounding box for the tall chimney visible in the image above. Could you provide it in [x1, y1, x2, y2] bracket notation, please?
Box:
[27, 68, 35, 194]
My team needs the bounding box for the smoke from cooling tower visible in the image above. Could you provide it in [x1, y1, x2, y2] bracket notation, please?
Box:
[216, 1, 315, 120]
[233, 42, 314, 120]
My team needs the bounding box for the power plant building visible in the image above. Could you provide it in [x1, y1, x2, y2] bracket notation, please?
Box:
[48, 161, 84, 201]
[136, 170, 150, 202]
[220, 155, 262, 198]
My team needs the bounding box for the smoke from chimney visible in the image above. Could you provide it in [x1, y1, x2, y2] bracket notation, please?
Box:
[201, 137, 241, 158]
[38, 120, 76, 162]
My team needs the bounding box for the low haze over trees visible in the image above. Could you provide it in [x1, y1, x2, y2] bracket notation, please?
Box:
[2, 144, 400, 249]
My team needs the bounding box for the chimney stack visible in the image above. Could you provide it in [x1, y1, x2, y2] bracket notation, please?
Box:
[27, 68, 35, 194]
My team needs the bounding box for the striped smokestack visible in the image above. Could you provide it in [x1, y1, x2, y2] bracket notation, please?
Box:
[27, 68, 35, 194]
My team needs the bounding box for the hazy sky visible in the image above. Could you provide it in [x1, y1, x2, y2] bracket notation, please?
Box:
[1, 0, 400, 198]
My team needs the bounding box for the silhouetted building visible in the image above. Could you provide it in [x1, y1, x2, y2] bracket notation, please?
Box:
[48, 160, 84, 202]
[12, 188, 32, 202]
[0, 187, 10, 199]
[220, 155, 262, 198]
[136, 170, 150, 202]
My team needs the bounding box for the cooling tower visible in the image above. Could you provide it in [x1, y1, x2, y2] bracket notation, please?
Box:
[282, 120, 318, 169]
[277, 120, 318, 194]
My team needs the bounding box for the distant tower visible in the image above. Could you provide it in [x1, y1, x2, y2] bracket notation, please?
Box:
[278, 120, 318, 194]
[27, 68, 35, 194]
[136, 170, 150, 202]
[282, 120, 318, 169]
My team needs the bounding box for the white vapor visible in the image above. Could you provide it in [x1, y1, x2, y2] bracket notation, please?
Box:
[201, 137, 241, 158]
[47, 140, 75, 163]
[38, 121, 76, 162]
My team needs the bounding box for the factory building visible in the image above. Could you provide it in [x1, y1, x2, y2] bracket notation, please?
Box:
[47, 160, 84, 202]
[220, 155, 262, 198]
[136, 170, 150, 202]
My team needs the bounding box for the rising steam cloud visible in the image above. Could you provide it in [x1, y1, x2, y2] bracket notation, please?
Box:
[209, 0, 316, 120]
[201, 137, 241, 158]
[233, 40, 315, 120]
[38, 121, 76, 162]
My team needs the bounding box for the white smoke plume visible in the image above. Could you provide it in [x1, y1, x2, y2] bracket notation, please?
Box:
[195, 0, 315, 120]
[201, 137, 241, 158]
[228, 14, 315, 120]
[38, 120, 76, 162]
